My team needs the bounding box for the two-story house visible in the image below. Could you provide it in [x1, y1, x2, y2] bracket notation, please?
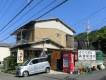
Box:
[11, 18, 75, 70]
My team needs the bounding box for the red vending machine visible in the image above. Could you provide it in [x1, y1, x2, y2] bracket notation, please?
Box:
[63, 52, 69, 73]
[63, 50, 75, 74]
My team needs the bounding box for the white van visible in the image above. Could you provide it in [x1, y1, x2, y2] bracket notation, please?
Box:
[16, 57, 50, 77]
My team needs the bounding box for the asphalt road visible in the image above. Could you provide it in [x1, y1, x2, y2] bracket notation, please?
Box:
[77, 70, 106, 80]
[68, 70, 106, 80]
[0, 71, 69, 80]
[0, 70, 106, 80]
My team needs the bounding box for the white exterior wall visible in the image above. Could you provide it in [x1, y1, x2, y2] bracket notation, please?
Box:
[0, 47, 10, 62]
[34, 20, 74, 35]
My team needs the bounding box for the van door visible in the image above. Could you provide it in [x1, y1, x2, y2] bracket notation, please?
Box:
[29, 59, 39, 74]
[38, 58, 47, 72]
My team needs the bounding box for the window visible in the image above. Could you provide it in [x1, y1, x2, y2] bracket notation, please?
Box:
[39, 58, 47, 62]
[22, 60, 30, 66]
[31, 59, 39, 64]
[17, 34, 21, 41]
[66, 34, 74, 48]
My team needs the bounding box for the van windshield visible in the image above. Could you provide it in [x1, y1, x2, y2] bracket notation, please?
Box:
[22, 60, 30, 66]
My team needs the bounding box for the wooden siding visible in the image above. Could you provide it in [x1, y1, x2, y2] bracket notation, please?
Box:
[51, 50, 61, 70]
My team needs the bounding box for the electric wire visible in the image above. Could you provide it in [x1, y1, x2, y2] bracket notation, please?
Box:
[0, 0, 43, 34]
[0, 0, 68, 42]
[0, 0, 13, 22]
[0, 0, 34, 32]
[0, 0, 58, 39]
[73, 6, 106, 26]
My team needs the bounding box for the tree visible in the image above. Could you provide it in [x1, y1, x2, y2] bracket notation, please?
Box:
[75, 26, 106, 53]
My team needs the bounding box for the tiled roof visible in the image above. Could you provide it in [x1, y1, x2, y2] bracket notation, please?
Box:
[11, 18, 75, 35]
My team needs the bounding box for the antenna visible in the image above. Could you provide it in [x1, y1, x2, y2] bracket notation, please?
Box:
[86, 20, 91, 49]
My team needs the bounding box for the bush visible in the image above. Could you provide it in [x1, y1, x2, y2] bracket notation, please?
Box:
[4, 56, 17, 71]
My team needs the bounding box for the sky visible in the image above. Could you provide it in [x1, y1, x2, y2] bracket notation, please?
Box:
[0, 0, 106, 43]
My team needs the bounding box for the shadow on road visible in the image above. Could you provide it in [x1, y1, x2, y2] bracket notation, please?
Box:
[14, 72, 70, 80]
[100, 76, 106, 80]
[62, 76, 78, 80]
[15, 72, 46, 78]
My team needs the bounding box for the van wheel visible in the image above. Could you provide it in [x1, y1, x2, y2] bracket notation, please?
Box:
[23, 71, 29, 77]
[45, 67, 50, 73]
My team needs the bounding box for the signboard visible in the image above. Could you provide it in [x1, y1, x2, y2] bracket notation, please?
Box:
[17, 49, 24, 63]
[78, 50, 96, 60]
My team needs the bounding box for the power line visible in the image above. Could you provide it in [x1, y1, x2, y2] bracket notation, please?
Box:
[36, 0, 68, 20]
[0, 0, 34, 32]
[91, 17, 106, 30]
[0, 0, 14, 22]
[0, 0, 43, 34]
[0, 0, 69, 42]
[23, 0, 57, 22]
[0, 0, 58, 41]
[73, 6, 106, 26]
[0, 0, 56, 36]
[0, 0, 7, 23]
[0, 0, 57, 37]
[14, 0, 67, 31]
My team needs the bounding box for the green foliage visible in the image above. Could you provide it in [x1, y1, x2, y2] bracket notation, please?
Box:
[75, 32, 87, 40]
[4, 56, 17, 71]
[76, 26, 106, 52]
[97, 26, 106, 39]
[76, 26, 106, 41]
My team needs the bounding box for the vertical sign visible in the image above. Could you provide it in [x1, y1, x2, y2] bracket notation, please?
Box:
[17, 49, 24, 63]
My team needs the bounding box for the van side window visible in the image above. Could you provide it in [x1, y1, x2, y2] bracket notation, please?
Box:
[39, 58, 47, 62]
[31, 59, 38, 64]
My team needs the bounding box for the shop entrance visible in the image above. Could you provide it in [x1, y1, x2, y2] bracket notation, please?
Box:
[50, 50, 63, 71]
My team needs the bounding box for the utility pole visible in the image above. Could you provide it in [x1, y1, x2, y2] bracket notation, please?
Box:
[86, 20, 91, 49]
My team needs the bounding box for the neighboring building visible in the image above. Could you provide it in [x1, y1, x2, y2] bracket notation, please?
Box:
[11, 18, 75, 70]
[0, 43, 12, 65]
